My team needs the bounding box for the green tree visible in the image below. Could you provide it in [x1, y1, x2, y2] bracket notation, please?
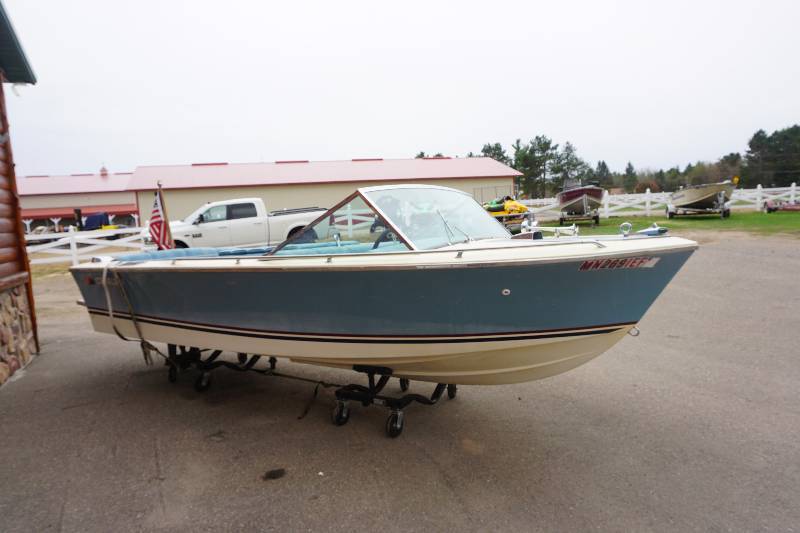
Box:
[686, 162, 710, 185]
[623, 162, 638, 192]
[664, 166, 682, 191]
[511, 139, 534, 196]
[654, 169, 667, 191]
[550, 142, 590, 191]
[480, 142, 511, 166]
[594, 160, 613, 188]
[719, 152, 742, 168]
[512, 136, 559, 198]
[743, 125, 800, 187]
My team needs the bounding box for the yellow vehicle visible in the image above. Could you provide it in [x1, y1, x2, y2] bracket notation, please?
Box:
[482, 196, 530, 233]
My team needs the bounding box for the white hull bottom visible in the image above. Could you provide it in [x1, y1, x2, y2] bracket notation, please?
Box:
[89, 314, 631, 385]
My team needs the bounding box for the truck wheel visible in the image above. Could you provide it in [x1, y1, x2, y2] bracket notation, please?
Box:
[289, 228, 317, 243]
[173, 240, 188, 248]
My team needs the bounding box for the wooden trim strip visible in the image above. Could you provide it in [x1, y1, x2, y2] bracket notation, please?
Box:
[0, 261, 22, 278]
[0, 270, 28, 291]
[0, 232, 18, 247]
[0, 246, 19, 263]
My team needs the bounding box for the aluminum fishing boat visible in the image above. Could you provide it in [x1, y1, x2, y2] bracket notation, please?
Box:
[667, 180, 736, 218]
[72, 185, 696, 387]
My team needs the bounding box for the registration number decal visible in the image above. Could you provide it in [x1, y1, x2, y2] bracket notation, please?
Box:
[579, 256, 660, 271]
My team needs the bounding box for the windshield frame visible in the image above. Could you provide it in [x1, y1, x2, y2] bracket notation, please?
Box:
[266, 190, 414, 255]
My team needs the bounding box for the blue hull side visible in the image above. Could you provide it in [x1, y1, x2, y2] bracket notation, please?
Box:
[73, 249, 693, 338]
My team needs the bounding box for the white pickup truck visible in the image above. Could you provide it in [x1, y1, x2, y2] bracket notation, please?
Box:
[144, 198, 325, 248]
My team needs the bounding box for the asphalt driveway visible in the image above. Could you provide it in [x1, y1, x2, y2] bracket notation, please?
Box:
[1, 232, 799, 532]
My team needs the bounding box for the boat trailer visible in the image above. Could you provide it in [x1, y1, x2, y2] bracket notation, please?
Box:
[164, 345, 457, 438]
[666, 190, 731, 219]
[558, 210, 600, 226]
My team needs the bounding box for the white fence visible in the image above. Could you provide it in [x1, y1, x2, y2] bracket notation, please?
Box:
[522, 183, 797, 218]
[332, 207, 375, 237]
[26, 228, 146, 266]
[23, 183, 797, 265]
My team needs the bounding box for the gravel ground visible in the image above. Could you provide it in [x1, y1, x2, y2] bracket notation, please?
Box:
[1, 232, 799, 532]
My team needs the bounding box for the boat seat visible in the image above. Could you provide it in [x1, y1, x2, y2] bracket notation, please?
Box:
[115, 246, 273, 262]
[281, 240, 360, 250]
[218, 246, 273, 256]
[273, 241, 407, 256]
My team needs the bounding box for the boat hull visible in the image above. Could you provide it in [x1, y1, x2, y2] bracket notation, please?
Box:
[670, 182, 735, 210]
[556, 186, 604, 215]
[72, 239, 695, 385]
[86, 311, 629, 384]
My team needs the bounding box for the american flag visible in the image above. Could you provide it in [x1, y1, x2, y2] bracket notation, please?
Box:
[149, 186, 174, 250]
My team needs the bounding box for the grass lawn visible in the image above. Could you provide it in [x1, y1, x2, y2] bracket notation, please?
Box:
[550, 211, 800, 237]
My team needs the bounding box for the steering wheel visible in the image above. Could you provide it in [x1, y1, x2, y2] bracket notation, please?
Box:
[372, 228, 394, 249]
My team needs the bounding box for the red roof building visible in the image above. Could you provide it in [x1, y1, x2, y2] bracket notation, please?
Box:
[17, 169, 137, 225]
[16, 157, 522, 227]
[128, 157, 521, 221]
[127, 157, 521, 191]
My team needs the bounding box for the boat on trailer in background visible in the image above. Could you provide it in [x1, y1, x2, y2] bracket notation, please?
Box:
[71, 184, 697, 437]
[666, 179, 737, 219]
[763, 199, 800, 213]
[556, 179, 604, 226]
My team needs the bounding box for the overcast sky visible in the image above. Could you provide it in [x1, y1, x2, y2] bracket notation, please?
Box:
[5, 0, 799, 177]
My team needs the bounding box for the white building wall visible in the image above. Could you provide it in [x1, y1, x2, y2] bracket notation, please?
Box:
[20, 191, 135, 209]
[136, 177, 514, 222]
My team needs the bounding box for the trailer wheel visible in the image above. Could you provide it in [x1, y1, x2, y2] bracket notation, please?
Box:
[385, 411, 404, 438]
[593, 214, 600, 226]
[194, 372, 211, 392]
[667, 211, 675, 219]
[447, 384, 458, 399]
[558, 217, 564, 226]
[722, 209, 731, 218]
[332, 401, 350, 426]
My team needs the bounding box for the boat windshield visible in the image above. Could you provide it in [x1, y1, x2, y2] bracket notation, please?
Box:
[364, 187, 509, 250]
[268, 186, 509, 256]
[269, 193, 412, 256]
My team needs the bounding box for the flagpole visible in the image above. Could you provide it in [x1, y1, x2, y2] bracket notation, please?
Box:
[157, 180, 174, 249]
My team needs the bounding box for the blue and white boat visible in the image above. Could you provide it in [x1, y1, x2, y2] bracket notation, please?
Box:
[71, 185, 697, 385]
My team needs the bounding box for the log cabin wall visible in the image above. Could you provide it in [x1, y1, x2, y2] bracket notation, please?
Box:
[0, 79, 37, 387]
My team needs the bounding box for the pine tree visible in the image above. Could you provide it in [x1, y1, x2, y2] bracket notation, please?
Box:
[623, 162, 638, 192]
